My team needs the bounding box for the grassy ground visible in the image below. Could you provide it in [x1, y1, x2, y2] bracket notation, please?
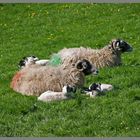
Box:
[0, 3, 140, 137]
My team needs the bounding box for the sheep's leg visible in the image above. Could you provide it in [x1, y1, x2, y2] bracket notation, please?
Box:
[38, 90, 69, 102]
[85, 91, 98, 98]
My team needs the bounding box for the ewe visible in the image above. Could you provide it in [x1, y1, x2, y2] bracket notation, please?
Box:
[57, 39, 133, 68]
[11, 59, 98, 97]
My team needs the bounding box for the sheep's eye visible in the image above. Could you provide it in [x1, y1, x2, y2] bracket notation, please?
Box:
[72, 63, 75, 67]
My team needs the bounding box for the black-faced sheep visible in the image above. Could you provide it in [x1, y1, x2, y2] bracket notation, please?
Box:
[57, 39, 133, 69]
[11, 59, 98, 97]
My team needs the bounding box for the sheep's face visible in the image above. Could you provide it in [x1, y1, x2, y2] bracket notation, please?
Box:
[89, 83, 101, 91]
[110, 39, 133, 53]
[76, 59, 99, 75]
[18, 55, 39, 69]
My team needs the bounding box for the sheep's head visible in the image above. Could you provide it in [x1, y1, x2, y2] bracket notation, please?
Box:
[109, 39, 133, 53]
[89, 83, 101, 91]
[76, 59, 99, 75]
[18, 55, 39, 69]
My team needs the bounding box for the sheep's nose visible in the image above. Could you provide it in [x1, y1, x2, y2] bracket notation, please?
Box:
[96, 70, 99, 74]
[92, 69, 99, 75]
[127, 46, 133, 52]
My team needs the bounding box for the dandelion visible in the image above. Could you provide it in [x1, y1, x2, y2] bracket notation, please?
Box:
[125, 127, 129, 130]
[31, 12, 36, 17]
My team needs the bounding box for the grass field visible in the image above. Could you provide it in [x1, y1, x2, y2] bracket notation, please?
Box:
[0, 3, 140, 137]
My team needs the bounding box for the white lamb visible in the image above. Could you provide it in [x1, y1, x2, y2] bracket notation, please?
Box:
[38, 85, 76, 102]
[18, 55, 49, 69]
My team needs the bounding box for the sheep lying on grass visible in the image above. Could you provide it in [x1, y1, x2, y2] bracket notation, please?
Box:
[38, 82, 113, 102]
[11, 59, 98, 97]
[84, 83, 113, 98]
[38, 85, 76, 102]
[18, 55, 49, 69]
[57, 39, 133, 68]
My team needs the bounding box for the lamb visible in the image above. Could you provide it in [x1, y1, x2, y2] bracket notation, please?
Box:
[11, 59, 98, 97]
[18, 55, 49, 69]
[84, 83, 113, 98]
[57, 39, 133, 69]
[38, 82, 113, 102]
[38, 85, 76, 102]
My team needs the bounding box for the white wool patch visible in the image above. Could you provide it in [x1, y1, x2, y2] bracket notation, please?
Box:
[35, 60, 49, 66]
[38, 91, 67, 102]
[37, 86, 74, 102]
[100, 84, 113, 92]
[85, 91, 98, 98]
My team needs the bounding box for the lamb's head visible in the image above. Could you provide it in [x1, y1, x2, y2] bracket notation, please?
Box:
[75, 59, 99, 75]
[109, 39, 133, 53]
[18, 55, 39, 69]
[89, 83, 101, 91]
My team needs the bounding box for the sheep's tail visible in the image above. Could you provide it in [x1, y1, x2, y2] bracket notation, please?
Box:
[48, 53, 62, 66]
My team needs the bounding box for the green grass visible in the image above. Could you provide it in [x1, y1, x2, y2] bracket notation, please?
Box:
[0, 3, 140, 137]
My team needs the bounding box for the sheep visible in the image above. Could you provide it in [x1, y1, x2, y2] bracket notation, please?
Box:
[38, 82, 114, 102]
[10, 59, 98, 97]
[38, 85, 76, 102]
[84, 83, 113, 98]
[18, 55, 49, 69]
[57, 39, 133, 69]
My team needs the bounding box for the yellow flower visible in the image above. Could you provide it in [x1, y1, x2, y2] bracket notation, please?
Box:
[32, 12, 36, 17]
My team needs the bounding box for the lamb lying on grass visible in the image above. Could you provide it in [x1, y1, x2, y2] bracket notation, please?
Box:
[38, 85, 76, 102]
[57, 39, 133, 68]
[18, 55, 49, 69]
[84, 83, 113, 98]
[11, 59, 98, 97]
[38, 82, 113, 102]
[18, 53, 62, 69]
